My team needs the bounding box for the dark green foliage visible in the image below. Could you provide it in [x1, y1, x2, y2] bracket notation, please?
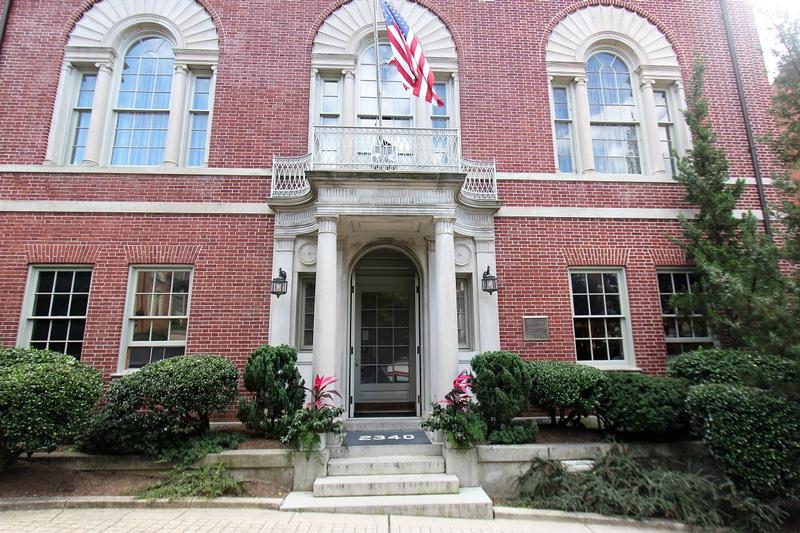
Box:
[527, 360, 605, 425]
[136, 462, 246, 499]
[672, 60, 800, 360]
[668, 348, 797, 386]
[471, 351, 531, 431]
[686, 384, 800, 500]
[768, 18, 800, 169]
[421, 403, 486, 448]
[154, 432, 246, 468]
[81, 355, 238, 455]
[517, 447, 784, 532]
[280, 405, 344, 453]
[487, 422, 538, 445]
[0, 347, 102, 468]
[596, 372, 687, 436]
[237, 345, 304, 437]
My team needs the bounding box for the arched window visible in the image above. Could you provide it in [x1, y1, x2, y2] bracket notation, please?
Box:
[111, 37, 175, 166]
[587, 52, 641, 174]
[45, 0, 218, 168]
[357, 43, 413, 127]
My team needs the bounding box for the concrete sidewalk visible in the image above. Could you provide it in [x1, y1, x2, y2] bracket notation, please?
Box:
[0, 507, 676, 532]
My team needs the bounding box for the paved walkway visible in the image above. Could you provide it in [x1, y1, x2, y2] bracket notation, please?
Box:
[0, 508, 674, 532]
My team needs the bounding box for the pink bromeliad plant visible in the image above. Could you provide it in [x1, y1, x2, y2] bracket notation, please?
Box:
[423, 371, 486, 448]
[280, 374, 343, 453]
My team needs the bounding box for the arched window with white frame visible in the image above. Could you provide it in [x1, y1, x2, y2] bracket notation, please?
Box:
[45, 0, 219, 168]
[587, 51, 642, 175]
[357, 43, 414, 128]
[545, 5, 688, 178]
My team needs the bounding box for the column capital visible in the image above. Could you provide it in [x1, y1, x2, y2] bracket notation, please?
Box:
[450, 72, 459, 81]
[342, 68, 355, 79]
[434, 216, 456, 235]
[274, 237, 295, 252]
[174, 63, 190, 75]
[574, 75, 587, 87]
[640, 78, 655, 90]
[95, 61, 114, 74]
[316, 216, 338, 234]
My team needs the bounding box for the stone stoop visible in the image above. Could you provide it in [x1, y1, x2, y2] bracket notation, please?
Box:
[280, 442, 494, 519]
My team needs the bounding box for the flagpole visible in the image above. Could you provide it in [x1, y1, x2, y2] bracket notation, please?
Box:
[373, 0, 383, 129]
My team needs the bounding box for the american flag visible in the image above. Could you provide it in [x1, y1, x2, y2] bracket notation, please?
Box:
[379, 0, 443, 107]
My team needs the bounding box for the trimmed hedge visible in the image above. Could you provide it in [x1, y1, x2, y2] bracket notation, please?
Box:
[528, 361, 605, 425]
[81, 355, 238, 455]
[668, 348, 797, 386]
[237, 345, 304, 437]
[597, 372, 687, 435]
[0, 348, 102, 468]
[686, 384, 800, 500]
[471, 351, 531, 430]
[487, 422, 539, 445]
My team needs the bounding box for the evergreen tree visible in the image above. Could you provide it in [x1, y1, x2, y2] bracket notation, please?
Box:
[673, 61, 800, 360]
[769, 18, 800, 169]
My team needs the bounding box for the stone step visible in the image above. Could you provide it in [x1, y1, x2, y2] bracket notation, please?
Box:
[328, 443, 441, 459]
[327, 455, 445, 476]
[313, 473, 459, 497]
[281, 487, 494, 519]
[344, 417, 423, 431]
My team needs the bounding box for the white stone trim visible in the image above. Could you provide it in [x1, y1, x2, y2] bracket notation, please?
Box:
[496, 207, 764, 220]
[312, 0, 456, 68]
[546, 5, 678, 70]
[496, 172, 772, 186]
[0, 200, 273, 215]
[68, 0, 218, 51]
[0, 164, 270, 175]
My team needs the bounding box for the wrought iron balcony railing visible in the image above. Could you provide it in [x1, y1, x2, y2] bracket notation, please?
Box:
[271, 125, 497, 201]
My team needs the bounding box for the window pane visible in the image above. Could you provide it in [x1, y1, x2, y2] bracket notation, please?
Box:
[571, 270, 628, 362]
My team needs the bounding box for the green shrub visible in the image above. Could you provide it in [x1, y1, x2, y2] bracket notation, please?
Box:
[0, 348, 102, 468]
[686, 384, 800, 500]
[597, 372, 687, 435]
[81, 355, 238, 455]
[668, 348, 797, 386]
[517, 446, 784, 532]
[487, 422, 538, 445]
[528, 361, 605, 425]
[280, 405, 344, 453]
[237, 345, 304, 437]
[136, 462, 246, 499]
[471, 351, 532, 431]
[421, 403, 486, 448]
[155, 432, 246, 468]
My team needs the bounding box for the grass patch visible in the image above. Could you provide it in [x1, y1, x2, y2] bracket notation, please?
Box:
[516, 446, 785, 532]
[136, 463, 246, 499]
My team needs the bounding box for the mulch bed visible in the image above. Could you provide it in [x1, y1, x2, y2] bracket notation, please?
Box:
[534, 425, 609, 444]
[237, 438, 287, 450]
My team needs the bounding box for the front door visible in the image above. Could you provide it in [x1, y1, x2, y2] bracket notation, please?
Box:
[353, 276, 417, 416]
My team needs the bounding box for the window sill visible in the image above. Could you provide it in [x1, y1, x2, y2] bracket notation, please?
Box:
[577, 362, 642, 372]
[110, 368, 140, 379]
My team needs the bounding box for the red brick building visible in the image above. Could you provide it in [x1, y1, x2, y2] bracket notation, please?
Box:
[0, 0, 776, 419]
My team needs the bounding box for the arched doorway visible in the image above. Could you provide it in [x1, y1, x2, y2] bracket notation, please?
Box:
[350, 246, 421, 417]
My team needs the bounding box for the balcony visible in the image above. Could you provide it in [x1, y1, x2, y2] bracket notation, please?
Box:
[271, 125, 497, 201]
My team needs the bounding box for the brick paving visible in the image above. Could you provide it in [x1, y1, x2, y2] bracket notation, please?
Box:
[0, 508, 672, 532]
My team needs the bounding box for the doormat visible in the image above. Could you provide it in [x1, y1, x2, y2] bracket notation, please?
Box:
[344, 430, 431, 446]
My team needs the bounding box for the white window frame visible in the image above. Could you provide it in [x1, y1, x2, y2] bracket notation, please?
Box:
[296, 274, 316, 351]
[549, 84, 577, 173]
[568, 267, 635, 369]
[183, 69, 216, 167]
[17, 265, 94, 358]
[118, 265, 194, 371]
[67, 71, 98, 165]
[456, 274, 473, 351]
[656, 268, 716, 357]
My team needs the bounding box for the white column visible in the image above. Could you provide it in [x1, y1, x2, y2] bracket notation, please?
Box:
[573, 76, 595, 175]
[640, 78, 666, 176]
[268, 237, 295, 346]
[312, 217, 339, 392]
[163, 63, 190, 167]
[81, 61, 114, 166]
[44, 63, 76, 165]
[434, 217, 459, 401]
[342, 69, 355, 127]
[475, 239, 500, 351]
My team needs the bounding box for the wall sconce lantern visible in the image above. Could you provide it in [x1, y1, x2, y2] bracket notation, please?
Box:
[481, 266, 498, 295]
[271, 268, 288, 298]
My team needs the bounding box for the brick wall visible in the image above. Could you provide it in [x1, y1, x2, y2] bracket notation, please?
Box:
[0, 214, 274, 381]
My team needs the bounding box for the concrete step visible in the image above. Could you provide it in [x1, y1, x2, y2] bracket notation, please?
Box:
[313, 473, 459, 497]
[281, 487, 494, 519]
[344, 417, 423, 431]
[327, 455, 445, 476]
[328, 443, 441, 459]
